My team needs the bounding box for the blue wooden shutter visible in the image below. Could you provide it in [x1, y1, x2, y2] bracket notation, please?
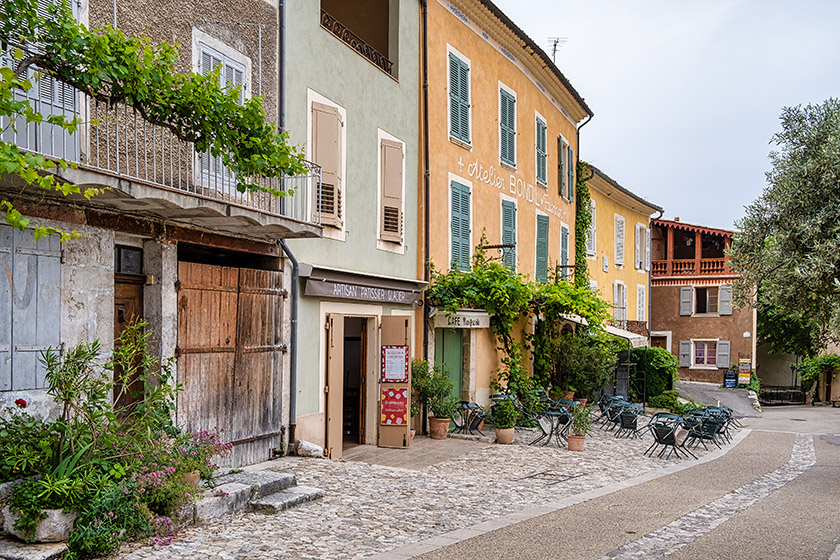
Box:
[449, 54, 470, 143]
[500, 90, 516, 166]
[567, 145, 575, 202]
[8, 228, 61, 390]
[536, 118, 547, 184]
[451, 182, 471, 271]
[558, 137, 566, 197]
[501, 200, 516, 271]
[560, 226, 569, 280]
[535, 215, 549, 283]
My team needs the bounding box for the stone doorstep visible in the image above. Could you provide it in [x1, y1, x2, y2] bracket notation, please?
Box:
[0, 537, 67, 560]
[249, 486, 326, 514]
[213, 471, 297, 499]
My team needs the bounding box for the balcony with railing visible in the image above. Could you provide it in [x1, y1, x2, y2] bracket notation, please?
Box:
[650, 219, 734, 278]
[319, 2, 395, 77]
[1, 72, 322, 240]
[651, 258, 729, 277]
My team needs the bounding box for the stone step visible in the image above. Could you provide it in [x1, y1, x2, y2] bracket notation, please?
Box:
[214, 470, 297, 499]
[250, 486, 325, 514]
[0, 537, 66, 560]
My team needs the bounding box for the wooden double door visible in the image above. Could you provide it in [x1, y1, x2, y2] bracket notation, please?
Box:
[176, 261, 285, 465]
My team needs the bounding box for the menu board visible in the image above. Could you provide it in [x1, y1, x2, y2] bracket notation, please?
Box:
[381, 388, 408, 425]
[381, 345, 409, 383]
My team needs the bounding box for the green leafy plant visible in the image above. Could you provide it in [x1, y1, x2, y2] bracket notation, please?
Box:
[797, 354, 840, 394]
[648, 390, 706, 416]
[629, 346, 679, 400]
[489, 399, 518, 430]
[574, 160, 593, 288]
[411, 359, 459, 419]
[569, 405, 592, 437]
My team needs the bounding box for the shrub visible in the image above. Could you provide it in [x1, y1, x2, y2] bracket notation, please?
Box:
[545, 330, 621, 400]
[411, 360, 460, 419]
[489, 399, 518, 429]
[648, 390, 706, 416]
[629, 346, 678, 400]
[797, 354, 840, 394]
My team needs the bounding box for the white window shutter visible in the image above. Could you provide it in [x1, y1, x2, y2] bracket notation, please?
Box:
[615, 215, 625, 266]
[586, 200, 596, 256]
[679, 287, 693, 316]
[380, 139, 404, 243]
[637, 285, 646, 322]
[679, 341, 691, 367]
[716, 341, 731, 369]
[634, 223, 642, 269]
[719, 285, 733, 315]
[645, 227, 651, 271]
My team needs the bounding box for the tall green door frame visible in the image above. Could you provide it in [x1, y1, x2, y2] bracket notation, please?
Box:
[434, 328, 463, 399]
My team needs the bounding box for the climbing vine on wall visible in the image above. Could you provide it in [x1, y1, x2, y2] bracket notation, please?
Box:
[574, 160, 592, 288]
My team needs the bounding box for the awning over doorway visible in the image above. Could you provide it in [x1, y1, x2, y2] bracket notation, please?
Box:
[604, 325, 648, 348]
[300, 263, 426, 306]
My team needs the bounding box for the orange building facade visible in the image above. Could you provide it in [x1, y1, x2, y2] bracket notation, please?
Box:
[423, 0, 592, 406]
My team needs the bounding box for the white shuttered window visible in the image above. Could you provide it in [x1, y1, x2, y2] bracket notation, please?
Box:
[614, 214, 625, 266]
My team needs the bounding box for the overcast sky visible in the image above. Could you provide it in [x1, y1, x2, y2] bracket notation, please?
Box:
[491, 0, 840, 230]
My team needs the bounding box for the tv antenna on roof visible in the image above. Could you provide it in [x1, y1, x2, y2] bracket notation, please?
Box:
[548, 37, 568, 63]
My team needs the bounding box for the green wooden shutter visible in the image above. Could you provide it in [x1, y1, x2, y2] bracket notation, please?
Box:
[500, 90, 516, 166]
[560, 225, 569, 280]
[451, 181, 471, 271]
[568, 145, 575, 202]
[449, 54, 470, 143]
[558, 137, 565, 197]
[536, 118, 547, 184]
[535, 215, 549, 283]
[501, 200, 516, 271]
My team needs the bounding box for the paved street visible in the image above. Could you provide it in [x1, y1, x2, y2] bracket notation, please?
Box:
[116, 406, 840, 560]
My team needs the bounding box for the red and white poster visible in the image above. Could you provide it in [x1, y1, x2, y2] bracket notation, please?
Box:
[380, 388, 408, 425]
[381, 345, 409, 383]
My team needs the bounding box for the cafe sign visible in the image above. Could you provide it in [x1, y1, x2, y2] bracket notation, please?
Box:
[433, 309, 491, 329]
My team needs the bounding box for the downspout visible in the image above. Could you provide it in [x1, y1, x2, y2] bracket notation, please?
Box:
[420, 0, 431, 435]
[277, 0, 299, 447]
[648, 209, 663, 352]
[421, 0, 431, 361]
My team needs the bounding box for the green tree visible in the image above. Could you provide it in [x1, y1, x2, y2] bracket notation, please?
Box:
[1, 0, 305, 239]
[730, 99, 840, 349]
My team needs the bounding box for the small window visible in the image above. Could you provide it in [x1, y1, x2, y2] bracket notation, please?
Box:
[614, 214, 626, 266]
[535, 117, 547, 185]
[115, 246, 143, 275]
[500, 88, 516, 166]
[694, 341, 717, 367]
[613, 282, 627, 325]
[695, 287, 719, 314]
[636, 284, 646, 322]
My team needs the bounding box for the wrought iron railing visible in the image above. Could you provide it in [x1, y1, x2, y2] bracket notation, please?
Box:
[1, 73, 320, 226]
[320, 9, 394, 76]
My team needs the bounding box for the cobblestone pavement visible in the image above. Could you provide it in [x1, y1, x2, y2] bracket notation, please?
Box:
[116, 423, 720, 560]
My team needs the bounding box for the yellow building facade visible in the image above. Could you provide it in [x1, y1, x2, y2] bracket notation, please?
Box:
[423, 0, 592, 406]
[584, 166, 662, 335]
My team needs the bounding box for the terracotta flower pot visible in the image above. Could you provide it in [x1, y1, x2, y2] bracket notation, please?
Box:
[567, 434, 585, 452]
[428, 417, 451, 439]
[577, 398, 588, 408]
[495, 427, 515, 444]
[565, 391, 576, 400]
[181, 470, 201, 488]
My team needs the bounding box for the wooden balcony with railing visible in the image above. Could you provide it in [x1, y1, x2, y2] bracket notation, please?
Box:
[652, 257, 729, 277]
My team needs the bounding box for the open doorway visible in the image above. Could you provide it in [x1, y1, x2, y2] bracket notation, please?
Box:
[342, 317, 366, 448]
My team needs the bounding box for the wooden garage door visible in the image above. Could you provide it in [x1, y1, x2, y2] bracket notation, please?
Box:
[176, 262, 285, 464]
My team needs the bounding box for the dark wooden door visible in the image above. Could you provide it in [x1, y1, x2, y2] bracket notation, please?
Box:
[651, 336, 667, 350]
[114, 274, 144, 408]
[176, 261, 284, 465]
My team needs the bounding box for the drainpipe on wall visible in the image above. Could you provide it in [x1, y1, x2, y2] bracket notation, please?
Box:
[277, 0, 298, 448]
[421, 0, 431, 361]
[648, 209, 663, 346]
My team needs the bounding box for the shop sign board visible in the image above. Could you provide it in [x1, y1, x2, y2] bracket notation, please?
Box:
[381, 345, 409, 383]
[738, 358, 752, 385]
[433, 310, 491, 329]
[381, 388, 408, 425]
[723, 369, 738, 388]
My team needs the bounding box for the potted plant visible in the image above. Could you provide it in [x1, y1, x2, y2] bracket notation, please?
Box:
[409, 403, 420, 440]
[490, 399, 518, 444]
[567, 405, 592, 451]
[412, 360, 459, 439]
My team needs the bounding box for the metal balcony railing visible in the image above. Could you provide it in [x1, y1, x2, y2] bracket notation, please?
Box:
[1, 71, 321, 226]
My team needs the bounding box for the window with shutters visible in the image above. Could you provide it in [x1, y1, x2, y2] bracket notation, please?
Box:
[693, 340, 717, 367]
[614, 214, 625, 266]
[450, 180, 471, 271]
[311, 99, 345, 229]
[586, 199, 596, 257]
[636, 284, 646, 322]
[535, 115, 547, 185]
[567, 144, 575, 201]
[379, 137, 404, 244]
[557, 136, 567, 198]
[612, 281, 627, 326]
[560, 225, 569, 281]
[501, 199, 516, 271]
[448, 50, 470, 145]
[0, 227, 62, 391]
[499, 86, 516, 167]
[194, 35, 250, 192]
[0, 0, 79, 161]
[535, 214, 549, 283]
[695, 287, 719, 314]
